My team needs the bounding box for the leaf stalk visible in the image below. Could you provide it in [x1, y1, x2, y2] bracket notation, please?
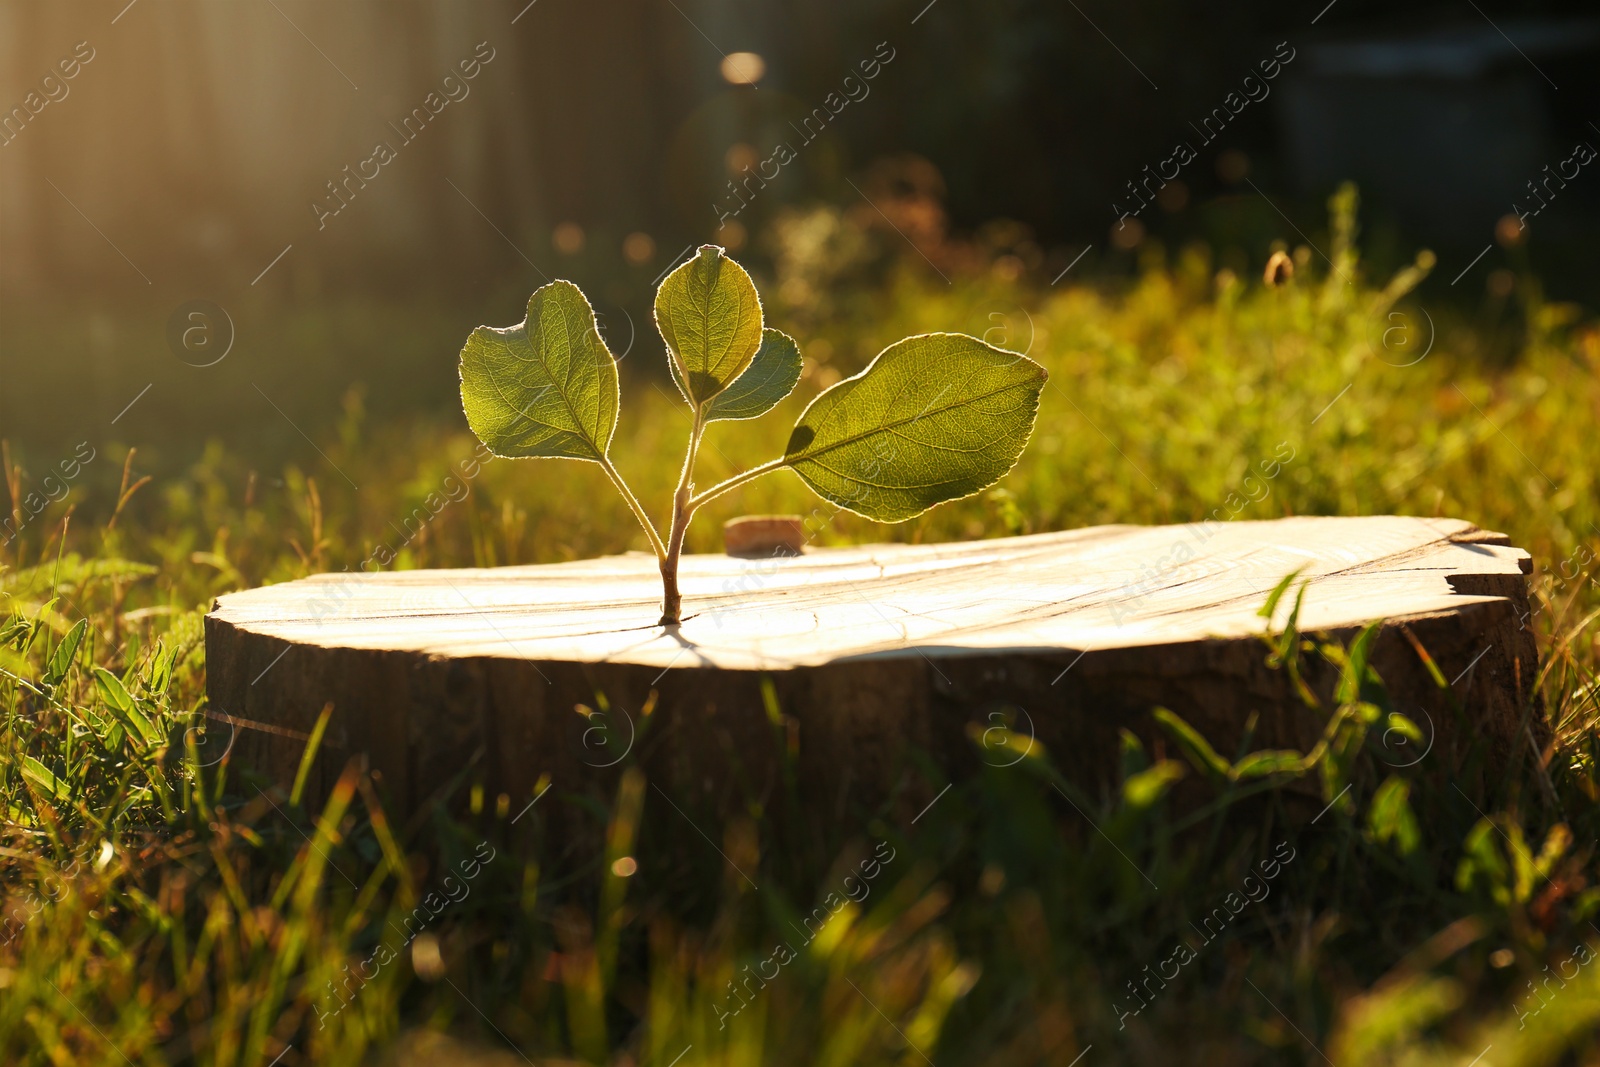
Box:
[658, 407, 709, 625]
[600, 459, 667, 561]
[685, 457, 788, 512]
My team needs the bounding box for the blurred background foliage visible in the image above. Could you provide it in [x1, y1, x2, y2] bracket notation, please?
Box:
[3, 0, 1598, 461]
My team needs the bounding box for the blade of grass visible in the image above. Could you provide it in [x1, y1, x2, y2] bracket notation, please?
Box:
[290, 702, 336, 809]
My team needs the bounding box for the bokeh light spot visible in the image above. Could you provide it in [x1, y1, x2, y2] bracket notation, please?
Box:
[553, 222, 585, 255]
[720, 52, 765, 85]
[623, 232, 656, 265]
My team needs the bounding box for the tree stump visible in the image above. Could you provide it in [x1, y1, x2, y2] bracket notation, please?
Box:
[205, 516, 1538, 822]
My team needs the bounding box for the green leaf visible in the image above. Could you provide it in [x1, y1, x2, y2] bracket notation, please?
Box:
[1273, 582, 1309, 672]
[1455, 818, 1511, 901]
[1118, 728, 1149, 785]
[782, 333, 1047, 523]
[459, 280, 619, 463]
[1229, 749, 1305, 780]
[93, 666, 133, 713]
[95, 667, 162, 746]
[1257, 568, 1306, 622]
[1382, 712, 1423, 747]
[290, 703, 335, 808]
[654, 245, 763, 406]
[1337, 619, 1382, 705]
[44, 618, 88, 687]
[21, 757, 69, 803]
[1122, 760, 1185, 809]
[1367, 775, 1420, 856]
[705, 329, 802, 422]
[144, 642, 177, 696]
[121, 706, 163, 749]
[1151, 707, 1229, 785]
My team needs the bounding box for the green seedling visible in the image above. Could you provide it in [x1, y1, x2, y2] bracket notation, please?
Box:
[459, 244, 1047, 625]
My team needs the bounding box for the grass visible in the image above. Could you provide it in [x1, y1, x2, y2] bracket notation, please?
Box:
[2, 185, 1599, 1064]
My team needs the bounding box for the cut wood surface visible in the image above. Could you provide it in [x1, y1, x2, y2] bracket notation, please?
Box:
[206, 516, 1539, 821]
